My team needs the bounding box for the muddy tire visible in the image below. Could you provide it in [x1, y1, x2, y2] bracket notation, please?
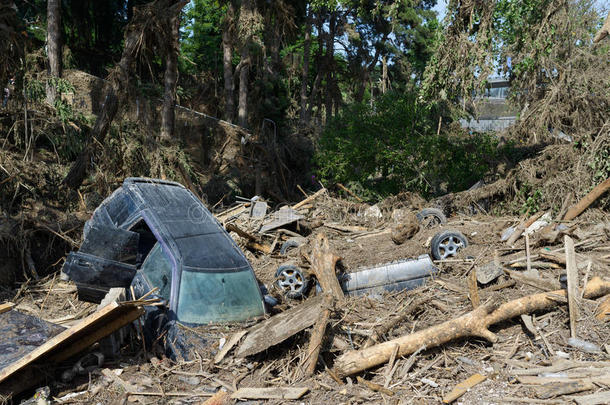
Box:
[430, 230, 468, 260]
[416, 208, 447, 228]
[279, 237, 306, 255]
[275, 264, 310, 299]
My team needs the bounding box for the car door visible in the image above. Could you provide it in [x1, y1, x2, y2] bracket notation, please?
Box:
[63, 224, 139, 303]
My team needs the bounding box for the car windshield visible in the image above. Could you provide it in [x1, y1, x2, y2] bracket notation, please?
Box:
[177, 268, 264, 324]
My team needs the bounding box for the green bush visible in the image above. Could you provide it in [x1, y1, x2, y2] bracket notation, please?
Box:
[314, 91, 508, 199]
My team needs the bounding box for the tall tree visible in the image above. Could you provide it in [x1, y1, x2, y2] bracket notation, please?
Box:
[236, 0, 256, 128]
[161, 6, 182, 139]
[299, 6, 312, 125]
[46, 0, 61, 105]
[222, 1, 236, 122]
[64, 0, 187, 189]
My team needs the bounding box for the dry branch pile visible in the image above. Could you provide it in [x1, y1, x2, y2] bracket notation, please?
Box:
[3, 187, 609, 404]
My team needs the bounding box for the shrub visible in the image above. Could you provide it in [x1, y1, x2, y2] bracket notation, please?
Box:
[314, 91, 508, 199]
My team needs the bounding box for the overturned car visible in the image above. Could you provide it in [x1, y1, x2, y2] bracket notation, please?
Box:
[62, 178, 266, 358]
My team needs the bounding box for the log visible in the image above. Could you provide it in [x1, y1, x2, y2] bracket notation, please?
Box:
[563, 177, 610, 221]
[309, 233, 344, 302]
[333, 277, 610, 377]
[303, 294, 333, 376]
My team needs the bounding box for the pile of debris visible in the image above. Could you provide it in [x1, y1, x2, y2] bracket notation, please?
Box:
[1, 180, 609, 404]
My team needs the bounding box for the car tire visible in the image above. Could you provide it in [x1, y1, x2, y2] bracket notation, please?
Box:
[275, 264, 309, 299]
[279, 237, 306, 255]
[416, 208, 447, 228]
[430, 230, 468, 260]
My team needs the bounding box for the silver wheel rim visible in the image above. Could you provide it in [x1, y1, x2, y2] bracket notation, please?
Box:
[437, 235, 465, 259]
[277, 269, 305, 295]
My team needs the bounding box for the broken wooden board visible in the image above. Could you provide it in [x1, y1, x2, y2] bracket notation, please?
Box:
[214, 330, 247, 364]
[536, 380, 595, 399]
[568, 390, 610, 405]
[0, 302, 14, 315]
[565, 235, 579, 338]
[259, 207, 304, 233]
[442, 373, 487, 403]
[0, 301, 144, 396]
[230, 387, 309, 400]
[236, 294, 327, 357]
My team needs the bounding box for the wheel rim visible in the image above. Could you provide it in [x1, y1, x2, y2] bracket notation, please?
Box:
[277, 269, 305, 295]
[437, 235, 465, 259]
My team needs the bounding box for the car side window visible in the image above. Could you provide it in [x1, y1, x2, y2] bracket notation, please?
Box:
[140, 243, 172, 301]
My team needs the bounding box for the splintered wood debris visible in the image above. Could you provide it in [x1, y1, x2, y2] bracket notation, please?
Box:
[2, 187, 610, 404]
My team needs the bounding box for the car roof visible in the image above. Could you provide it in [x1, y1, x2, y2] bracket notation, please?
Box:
[119, 178, 251, 271]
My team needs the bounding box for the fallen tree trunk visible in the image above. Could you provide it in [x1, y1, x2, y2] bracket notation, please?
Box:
[302, 293, 333, 376]
[309, 233, 344, 302]
[333, 277, 610, 377]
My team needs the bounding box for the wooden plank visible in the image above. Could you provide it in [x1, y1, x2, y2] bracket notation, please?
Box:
[537, 380, 595, 399]
[230, 387, 309, 400]
[468, 269, 480, 308]
[518, 375, 610, 385]
[0, 301, 144, 385]
[569, 390, 610, 405]
[236, 295, 327, 358]
[214, 330, 247, 364]
[505, 269, 561, 291]
[0, 302, 14, 315]
[565, 235, 579, 338]
[442, 373, 487, 403]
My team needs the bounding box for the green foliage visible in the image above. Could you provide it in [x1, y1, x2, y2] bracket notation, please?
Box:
[25, 79, 45, 102]
[181, 0, 225, 75]
[518, 184, 543, 215]
[587, 144, 610, 187]
[314, 91, 507, 199]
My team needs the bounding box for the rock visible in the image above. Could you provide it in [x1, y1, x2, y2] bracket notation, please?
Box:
[477, 262, 504, 284]
[391, 212, 420, 245]
[362, 204, 382, 219]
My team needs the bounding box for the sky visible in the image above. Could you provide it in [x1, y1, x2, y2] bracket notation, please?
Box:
[432, 0, 608, 23]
